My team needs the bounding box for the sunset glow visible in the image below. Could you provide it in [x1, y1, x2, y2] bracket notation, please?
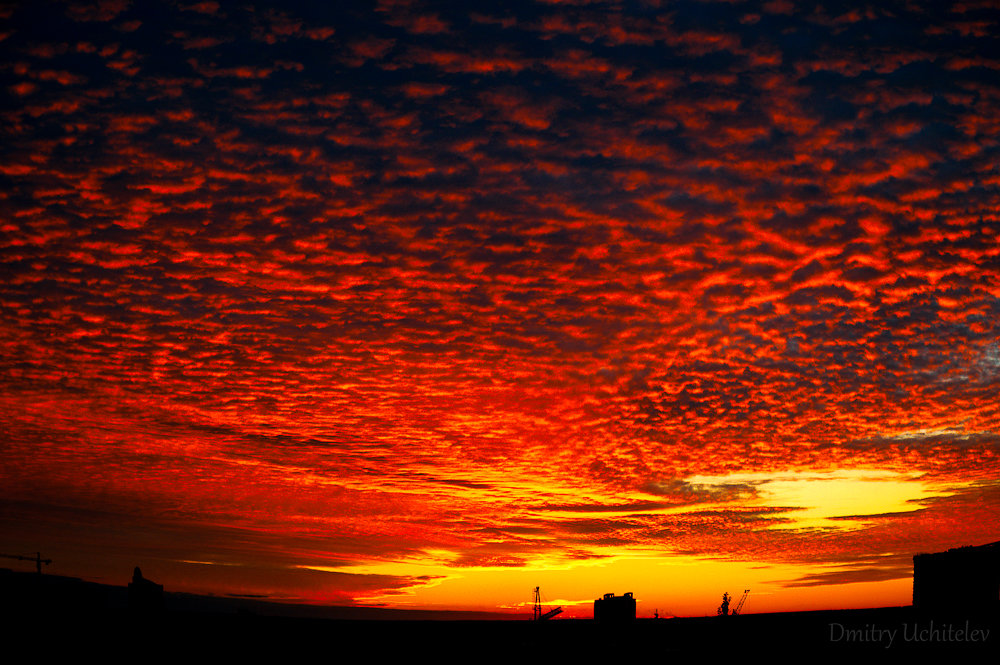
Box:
[2, 0, 999, 618]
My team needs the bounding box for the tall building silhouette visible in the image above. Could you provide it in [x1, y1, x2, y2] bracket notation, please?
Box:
[913, 540, 1000, 610]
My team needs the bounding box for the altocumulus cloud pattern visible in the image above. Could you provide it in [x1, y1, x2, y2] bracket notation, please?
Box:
[1, 0, 999, 609]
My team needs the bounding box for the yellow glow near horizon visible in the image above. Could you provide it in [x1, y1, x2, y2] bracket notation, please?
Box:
[684, 469, 947, 530]
[293, 468, 962, 616]
[298, 552, 913, 618]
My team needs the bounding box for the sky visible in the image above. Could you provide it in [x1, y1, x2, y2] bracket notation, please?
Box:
[1, 0, 999, 619]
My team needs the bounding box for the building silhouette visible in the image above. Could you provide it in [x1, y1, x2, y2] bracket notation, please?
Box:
[593, 592, 636, 623]
[912, 540, 1000, 611]
[127, 567, 163, 612]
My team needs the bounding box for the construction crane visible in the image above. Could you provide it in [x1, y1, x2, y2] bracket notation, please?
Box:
[732, 589, 750, 616]
[532, 586, 563, 621]
[1, 552, 51, 574]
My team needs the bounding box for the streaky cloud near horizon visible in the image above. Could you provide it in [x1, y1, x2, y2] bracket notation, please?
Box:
[1, 0, 999, 616]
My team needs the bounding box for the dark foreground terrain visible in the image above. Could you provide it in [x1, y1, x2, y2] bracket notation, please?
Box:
[2, 570, 996, 659]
